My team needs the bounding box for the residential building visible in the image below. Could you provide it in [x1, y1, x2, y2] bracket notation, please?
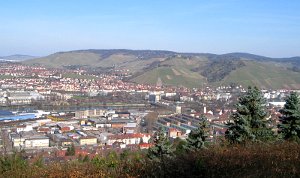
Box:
[79, 136, 97, 145]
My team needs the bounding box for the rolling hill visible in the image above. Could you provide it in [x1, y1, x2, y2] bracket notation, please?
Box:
[24, 49, 300, 89]
[130, 56, 208, 88]
[214, 61, 300, 89]
[0, 54, 37, 61]
[24, 50, 171, 72]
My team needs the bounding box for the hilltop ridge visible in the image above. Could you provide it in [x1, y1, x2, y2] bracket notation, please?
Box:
[24, 49, 300, 89]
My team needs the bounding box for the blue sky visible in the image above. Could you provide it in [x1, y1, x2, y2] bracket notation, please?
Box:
[1, 0, 300, 57]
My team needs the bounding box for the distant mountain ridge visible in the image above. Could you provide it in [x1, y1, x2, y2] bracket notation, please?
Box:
[24, 49, 300, 89]
[47, 49, 300, 60]
[71, 49, 177, 59]
[28, 49, 300, 63]
[0, 54, 37, 61]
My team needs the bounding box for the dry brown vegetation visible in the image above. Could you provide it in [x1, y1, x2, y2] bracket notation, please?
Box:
[1, 142, 300, 178]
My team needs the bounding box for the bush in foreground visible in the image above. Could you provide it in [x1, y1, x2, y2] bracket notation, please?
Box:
[1, 142, 300, 178]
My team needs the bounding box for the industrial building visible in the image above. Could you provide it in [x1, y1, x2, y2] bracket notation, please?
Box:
[0, 110, 36, 121]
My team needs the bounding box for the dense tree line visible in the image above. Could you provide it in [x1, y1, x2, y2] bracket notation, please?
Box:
[200, 59, 245, 82]
[289, 66, 300, 73]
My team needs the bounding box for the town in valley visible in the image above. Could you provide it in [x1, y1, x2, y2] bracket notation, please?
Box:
[0, 60, 293, 162]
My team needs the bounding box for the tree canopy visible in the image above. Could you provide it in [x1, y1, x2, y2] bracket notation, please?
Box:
[65, 144, 75, 156]
[278, 92, 300, 141]
[225, 86, 274, 144]
[185, 118, 210, 151]
[147, 130, 173, 160]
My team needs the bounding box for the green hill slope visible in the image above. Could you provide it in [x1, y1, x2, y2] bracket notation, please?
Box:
[131, 57, 207, 88]
[216, 61, 300, 89]
[132, 66, 206, 88]
[24, 52, 101, 68]
[24, 50, 166, 72]
[23, 49, 300, 89]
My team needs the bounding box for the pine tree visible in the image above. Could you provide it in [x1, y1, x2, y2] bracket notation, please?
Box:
[147, 130, 173, 160]
[172, 137, 187, 155]
[225, 86, 274, 144]
[65, 144, 75, 156]
[278, 92, 300, 141]
[147, 130, 173, 178]
[185, 119, 210, 151]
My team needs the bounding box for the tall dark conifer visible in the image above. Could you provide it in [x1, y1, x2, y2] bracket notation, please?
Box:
[147, 130, 173, 160]
[225, 86, 274, 144]
[147, 130, 173, 178]
[65, 144, 75, 156]
[278, 92, 300, 141]
[185, 118, 210, 151]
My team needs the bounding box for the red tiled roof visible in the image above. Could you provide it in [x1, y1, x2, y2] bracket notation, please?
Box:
[139, 143, 153, 148]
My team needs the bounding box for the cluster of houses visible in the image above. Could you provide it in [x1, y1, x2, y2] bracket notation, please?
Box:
[0, 63, 176, 99]
[0, 109, 152, 154]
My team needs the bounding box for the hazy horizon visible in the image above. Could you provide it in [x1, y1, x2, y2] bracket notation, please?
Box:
[2, 49, 300, 59]
[1, 0, 300, 58]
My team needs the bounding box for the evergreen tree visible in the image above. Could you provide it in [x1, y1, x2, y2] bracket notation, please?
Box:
[147, 130, 173, 160]
[278, 92, 300, 141]
[172, 137, 187, 155]
[147, 130, 173, 178]
[65, 144, 75, 156]
[225, 86, 274, 144]
[185, 119, 210, 151]
[82, 155, 89, 162]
